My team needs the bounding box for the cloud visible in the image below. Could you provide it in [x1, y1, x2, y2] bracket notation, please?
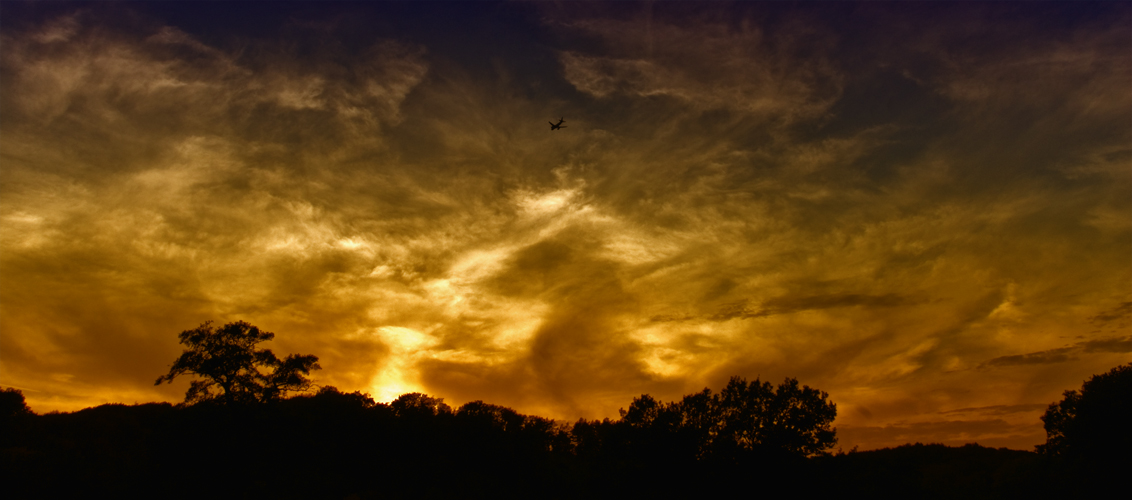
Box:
[0, 13, 427, 172]
[707, 293, 922, 321]
[980, 335, 1132, 367]
[938, 404, 1048, 416]
[1077, 336, 1132, 354]
[1089, 302, 1132, 325]
[981, 348, 1077, 368]
[556, 12, 841, 120]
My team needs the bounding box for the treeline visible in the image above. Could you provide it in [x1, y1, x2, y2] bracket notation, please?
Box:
[0, 379, 823, 499]
[2, 370, 1125, 499]
[3, 317, 1127, 499]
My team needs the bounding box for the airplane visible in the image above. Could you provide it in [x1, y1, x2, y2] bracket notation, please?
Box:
[549, 118, 566, 130]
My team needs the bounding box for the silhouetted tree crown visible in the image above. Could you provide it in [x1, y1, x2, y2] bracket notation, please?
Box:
[154, 320, 320, 405]
[457, 400, 525, 431]
[391, 392, 452, 418]
[1037, 362, 1132, 458]
[0, 387, 34, 418]
[618, 376, 837, 457]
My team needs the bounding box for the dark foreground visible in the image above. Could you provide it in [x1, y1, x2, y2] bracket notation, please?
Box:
[1, 391, 1118, 499]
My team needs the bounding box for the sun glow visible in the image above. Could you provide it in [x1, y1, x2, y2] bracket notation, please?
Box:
[369, 326, 438, 402]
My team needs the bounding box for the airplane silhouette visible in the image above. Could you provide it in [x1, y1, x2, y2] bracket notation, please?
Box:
[549, 118, 566, 130]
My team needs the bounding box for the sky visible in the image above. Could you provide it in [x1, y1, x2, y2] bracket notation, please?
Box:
[1, 1, 1129, 451]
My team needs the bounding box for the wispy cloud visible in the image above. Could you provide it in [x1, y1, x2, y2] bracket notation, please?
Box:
[1089, 302, 1132, 325]
[939, 404, 1048, 416]
[557, 12, 841, 120]
[704, 293, 923, 321]
[981, 335, 1131, 368]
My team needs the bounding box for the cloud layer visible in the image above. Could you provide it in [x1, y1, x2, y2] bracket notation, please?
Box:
[2, 2, 1128, 450]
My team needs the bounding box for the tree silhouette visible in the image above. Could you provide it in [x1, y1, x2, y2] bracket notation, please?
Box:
[1037, 362, 1132, 458]
[1, 387, 35, 444]
[744, 377, 838, 456]
[390, 392, 452, 418]
[457, 400, 525, 431]
[154, 321, 320, 405]
[619, 394, 667, 428]
[619, 376, 837, 458]
[0, 387, 34, 419]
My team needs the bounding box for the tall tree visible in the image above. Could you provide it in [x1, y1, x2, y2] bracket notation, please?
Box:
[154, 321, 320, 405]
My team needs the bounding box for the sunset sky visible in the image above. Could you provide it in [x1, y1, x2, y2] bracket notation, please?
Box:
[1, 1, 1129, 451]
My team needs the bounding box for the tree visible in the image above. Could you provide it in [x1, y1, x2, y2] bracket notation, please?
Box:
[713, 376, 838, 457]
[619, 394, 667, 428]
[1, 387, 35, 440]
[0, 387, 34, 419]
[458, 400, 525, 431]
[1037, 363, 1132, 458]
[617, 376, 838, 458]
[154, 320, 320, 405]
[390, 392, 452, 418]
